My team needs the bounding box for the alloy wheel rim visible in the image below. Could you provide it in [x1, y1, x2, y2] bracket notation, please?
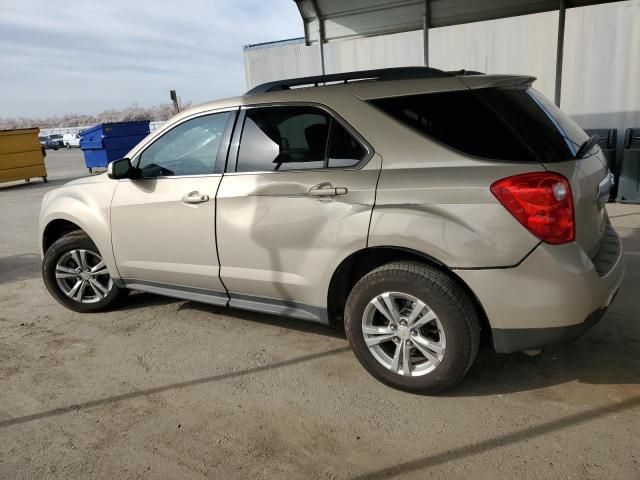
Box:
[55, 249, 113, 304]
[362, 291, 446, 377]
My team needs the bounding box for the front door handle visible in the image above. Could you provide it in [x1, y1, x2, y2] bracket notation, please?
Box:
[309, 183, 348, 197]
[182, 191, 210, 204]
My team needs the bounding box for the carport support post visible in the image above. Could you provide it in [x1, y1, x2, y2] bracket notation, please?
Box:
[423, 0, 430, 67]
[555, 0, 566, 107]
[310, 0, 326, 76]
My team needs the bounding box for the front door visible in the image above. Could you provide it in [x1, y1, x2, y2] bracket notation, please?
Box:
[110, 110, 235, 303]
[216, 105, 380, 321]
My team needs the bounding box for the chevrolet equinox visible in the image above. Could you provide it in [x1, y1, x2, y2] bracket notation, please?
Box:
[39, 67, 624, 393]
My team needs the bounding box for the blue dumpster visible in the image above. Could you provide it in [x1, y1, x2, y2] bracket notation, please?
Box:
[80, 121, 150, 173]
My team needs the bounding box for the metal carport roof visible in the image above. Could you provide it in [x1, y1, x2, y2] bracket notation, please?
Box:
[292, 0, 624, 105]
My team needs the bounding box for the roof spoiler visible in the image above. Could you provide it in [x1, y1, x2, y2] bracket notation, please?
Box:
[460, 75, 536, 90]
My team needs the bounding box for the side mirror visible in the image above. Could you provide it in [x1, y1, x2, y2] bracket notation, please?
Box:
[107, 158, 135, 179]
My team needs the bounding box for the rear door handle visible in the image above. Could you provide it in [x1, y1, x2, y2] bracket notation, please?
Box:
[309, 183, 348, 197]
[182, 191, 210, 204]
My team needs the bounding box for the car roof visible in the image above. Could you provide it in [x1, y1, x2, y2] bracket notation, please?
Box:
[126, 69, 535, 160]
[174, 70, 535, 122]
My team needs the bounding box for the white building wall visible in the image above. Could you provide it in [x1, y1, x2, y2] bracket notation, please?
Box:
[244, 1, 640, 133]
[323, 30, 424, 73]
[244, 41, 321, 90]
[428, 11, 558, 100]
[562, 1, 640, 131]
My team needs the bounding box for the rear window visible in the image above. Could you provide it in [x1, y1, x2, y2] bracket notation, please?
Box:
[482, 88, 589, 161]
[370, 87, 589, 163]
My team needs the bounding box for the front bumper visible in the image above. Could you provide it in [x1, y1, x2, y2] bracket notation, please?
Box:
[455, 226, 624, 353]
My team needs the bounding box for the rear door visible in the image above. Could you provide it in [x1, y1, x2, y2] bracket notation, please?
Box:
[215, 104, 380, 321]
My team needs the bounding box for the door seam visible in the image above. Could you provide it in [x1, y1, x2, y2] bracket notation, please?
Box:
[366, 154, 383, 248]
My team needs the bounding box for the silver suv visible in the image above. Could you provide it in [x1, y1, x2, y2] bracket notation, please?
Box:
[39, 67, 624, 393]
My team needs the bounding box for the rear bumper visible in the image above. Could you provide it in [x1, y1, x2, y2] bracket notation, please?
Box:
[455, 226, 624, 353]
[490, 305, 610, 353]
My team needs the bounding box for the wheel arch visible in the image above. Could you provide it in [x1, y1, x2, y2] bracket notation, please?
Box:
[42, 218, 84, 254]
[327, 246, 491, 340]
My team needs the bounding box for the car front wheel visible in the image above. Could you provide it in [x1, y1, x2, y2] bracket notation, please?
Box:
[42, 231, 126, 312]
[344, 261, 480, 394]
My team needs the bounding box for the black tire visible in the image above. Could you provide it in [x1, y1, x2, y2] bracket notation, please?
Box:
[42, 230, 126, 313]
[42, 176, 48, 183]
[344, 261, 480, 394]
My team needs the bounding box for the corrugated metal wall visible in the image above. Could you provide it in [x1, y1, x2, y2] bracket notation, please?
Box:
[244, 0, 640, 133]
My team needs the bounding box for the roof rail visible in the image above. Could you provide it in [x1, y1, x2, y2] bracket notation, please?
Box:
[245, 66, 455, 95]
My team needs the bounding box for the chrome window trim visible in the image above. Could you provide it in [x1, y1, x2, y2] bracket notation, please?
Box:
[228, 101, 374, 174]
[117, 173, 223, 181]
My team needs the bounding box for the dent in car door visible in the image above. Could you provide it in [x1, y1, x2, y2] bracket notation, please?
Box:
[216, 105, 380, 320]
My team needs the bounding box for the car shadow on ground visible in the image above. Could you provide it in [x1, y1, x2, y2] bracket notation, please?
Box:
[122, 285, 639, 396]
[445, 323, 640, 397]
[446, 252, 640, 396]
[177, 298, 347, 340]
[6, 240, 638, 397]
[0, 177, 81, 192]
[116, 291, 183, 310]
[0, 254, 42, 285]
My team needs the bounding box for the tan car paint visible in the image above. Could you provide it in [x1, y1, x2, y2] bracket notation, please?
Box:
[456, 238, 624, 330]
[547, 153, 609, 258]
[110, 175, 226, 293]
[216, 155, 382, 315]
[39, 175, 118, 278]
[39, 74, 622, 335]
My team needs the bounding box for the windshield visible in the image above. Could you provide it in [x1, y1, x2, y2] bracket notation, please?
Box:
[50, 134, 62, 139]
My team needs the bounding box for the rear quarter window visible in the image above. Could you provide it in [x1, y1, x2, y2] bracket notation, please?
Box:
[370, 87, 590, 163]
[370, 90, 537, 162]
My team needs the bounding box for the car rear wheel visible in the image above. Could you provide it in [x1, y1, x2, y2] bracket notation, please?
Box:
[344, 261, 480, 394]
[42, 231, 126, 312]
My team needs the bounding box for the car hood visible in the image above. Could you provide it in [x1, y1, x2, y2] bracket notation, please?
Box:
[64, 173, 110, 187]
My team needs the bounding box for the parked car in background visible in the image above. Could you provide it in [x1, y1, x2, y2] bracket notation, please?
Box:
[39, 135, 61, 150]
[63, 133, 81, 148]
[48, 134, 64, 149]
[38, 67, 623, 393]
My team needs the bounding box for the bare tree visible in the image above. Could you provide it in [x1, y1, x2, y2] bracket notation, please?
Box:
[0, 100, 192, 130]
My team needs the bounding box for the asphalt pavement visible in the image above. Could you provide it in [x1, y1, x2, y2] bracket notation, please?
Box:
[0, 149, 638, 479]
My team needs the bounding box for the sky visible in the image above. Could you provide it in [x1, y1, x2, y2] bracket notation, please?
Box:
[0, 0, 303, 117]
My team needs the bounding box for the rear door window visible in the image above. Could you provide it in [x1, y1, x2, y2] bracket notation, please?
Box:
[235, 106, 368, 172]
[237, 107, 328, 172]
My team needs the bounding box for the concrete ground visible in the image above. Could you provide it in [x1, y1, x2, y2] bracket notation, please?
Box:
[0, 149, 638, 480]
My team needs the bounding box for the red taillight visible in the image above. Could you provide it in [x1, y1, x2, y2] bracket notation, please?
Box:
[491, 172, 575, 244]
